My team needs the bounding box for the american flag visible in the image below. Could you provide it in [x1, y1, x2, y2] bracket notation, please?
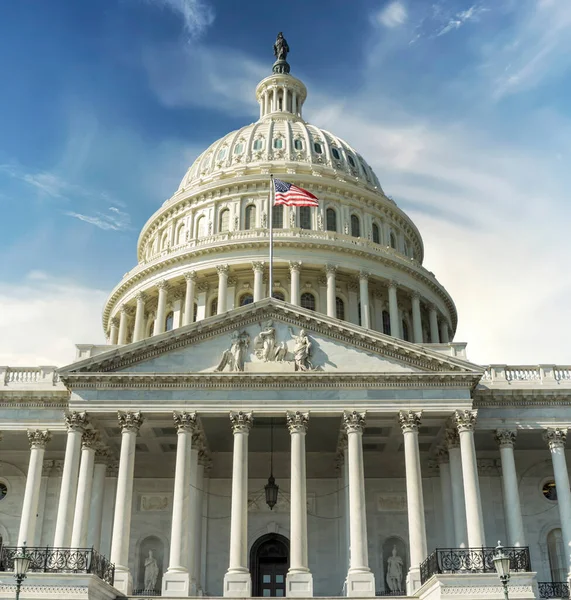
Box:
[273, 178, 319, 207]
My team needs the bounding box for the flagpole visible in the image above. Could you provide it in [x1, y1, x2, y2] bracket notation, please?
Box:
[269, 174, 274, 299]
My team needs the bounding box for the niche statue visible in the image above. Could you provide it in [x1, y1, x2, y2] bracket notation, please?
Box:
[144, 550, 159, 591]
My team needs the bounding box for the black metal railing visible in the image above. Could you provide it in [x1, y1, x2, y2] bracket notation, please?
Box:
[420, 547, 531, 584]
[0, 546, 114, 586]
[538, 582, 570, 599]
[132, 590, 161, 597]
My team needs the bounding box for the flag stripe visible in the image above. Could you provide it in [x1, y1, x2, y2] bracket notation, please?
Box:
[273, 178, 319, 207]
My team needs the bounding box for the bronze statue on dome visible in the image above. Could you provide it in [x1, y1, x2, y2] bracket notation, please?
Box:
[272, 32, 291, 74]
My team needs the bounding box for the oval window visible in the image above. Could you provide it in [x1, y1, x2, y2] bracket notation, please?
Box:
[313, 142, 323, 154]
[331, 147, 341, 160]
[0, 482, 7, 500]
[543, 480, 558, 501]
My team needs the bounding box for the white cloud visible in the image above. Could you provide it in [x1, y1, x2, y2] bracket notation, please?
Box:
[141, 0, 214, 37]
[374, 1, 408, 28]
[63, 206, 131, 231]
[436, 4, 487, 36]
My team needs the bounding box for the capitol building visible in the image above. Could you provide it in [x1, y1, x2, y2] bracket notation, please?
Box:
[0, 37, 570, 600]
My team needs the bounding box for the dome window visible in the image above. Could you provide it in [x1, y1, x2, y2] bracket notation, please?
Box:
[272, 291, 285, 301]
[331, 147, 341, 160]
[272, 205, 284, 229]
[218, 148, 227, 160]
[359, 160, 371, 182]
[219, 209, 230, 233]
[240, 293, 254, 306]
[313, 142, 323, 154]
[389, 232, 397, 249]
[301, 292, 316, 311]
[335, 297, 345, 320]
[326, 208, 337, 232]
[193, 303, 198, 322]
[196, 216, 207, 238]
[234, 143, 244, 155]
[273, 138, 283, 149]
[299, 206, 311, 229]
[294, 139, 303, 151]
[253, 139, 264, 151]
[347, 155, 356, 168]
[210, 298, 218, 316]
[165, 311, 174, 332]
[402, 319, 410, 341]
[245, 205, 256, 230]
[351, 214, 361, 238]
[372, 223, 380, 244]
[382, 310, 391, 336]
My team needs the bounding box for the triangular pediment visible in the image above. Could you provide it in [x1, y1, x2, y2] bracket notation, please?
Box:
[59, 300, 483, 388]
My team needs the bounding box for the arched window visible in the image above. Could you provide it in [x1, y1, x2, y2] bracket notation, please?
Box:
[240, 293, 254, 306]
[372, 223, 380, 244]
[402, 319, 409, 341]
[404, 240, 410, 256]
[210, 298, 218, 316]
[294, 139, 303, 150]
[161, 232, 169, 249]
[335, 297, 345, 320]
[358, 302, 362, 326]
[148, 320, 155, 337]
[219, 209, 230, 233]
[193, 303, 198, 322]
[548, 528, 567, 582]
[389, 232, 397, 249]
[272, 205, 283, 229]
[382, 310, 391, 335]
[326, 208, 337, 232]
[300, 207, 311, 229]
[245, 205, 256, 230]
[165, 311, 174, 332]
[177, 224, 186, 245]
[272, 291, 285, 301]
[301, 292, 316, 311]
[196, 216, 207, 238]
[351, 214, 361, 238]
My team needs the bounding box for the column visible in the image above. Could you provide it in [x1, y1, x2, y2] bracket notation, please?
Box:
[109, 317, 119, 345]
[359, 272, 370, 329]
[53, 411, 88, 547]
[88, 445, 110, 551]
[71, 430, 98, 547]
[118, 304, 130, 345]
[187, 436, 201, 593]
[163, 412, 197, 596]
[224, 411, 253, 597]
[289, 261, 301, 306]
[183, 271, 197, 326]
[217, 265, 229, 313]
[388, 281, 400, 338]
[439, 319, 450, 343]
[194, 451, 209, 594]
[155, 280, 169, 334]
[435, 447, 455, 547]
[429, 306, 440, 343]
[133, 292, 147, 342]
[326, 265, 337, 318]
[399, 411, 428, 594]
[286, 412, 313, 596]
[18, 430, 51, 546]
[445, 425, 468, 547]
[544, 428, 571, 581]
[342, 411, 375, 597]
[110, 411, 144, 595]
[495, 430, 526, 546]
[252, 262, 265, 302]
[455, 410, 485, 547]
[411, 293, 423, 343]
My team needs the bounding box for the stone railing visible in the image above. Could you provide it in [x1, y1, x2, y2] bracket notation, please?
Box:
[481, 365, 571, 385]
[0, 366, 60, 386]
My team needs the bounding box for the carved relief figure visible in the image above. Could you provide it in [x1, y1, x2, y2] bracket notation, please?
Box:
[288, 327, 314, 371]
[255, 320, 276, 361]
[215, 331, 250, 372]
[144, 550, 159, 591]
[386, 545, 404, 592]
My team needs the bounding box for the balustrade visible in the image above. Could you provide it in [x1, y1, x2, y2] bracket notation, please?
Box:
[538, 582, 570, 599]
[482, 365, 571, 384]
[2, 366, 59, 385]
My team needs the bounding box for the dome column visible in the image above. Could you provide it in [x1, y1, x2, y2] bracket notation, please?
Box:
[252, 262, 265, 302]
[445, 425, 468, 547]
[71, 430, 98, 548]
[429, 305, 440, 343]
[388, 281, 400, 338]
[133, 292, 147, 342]
[326, 265, 337, 318]
[411, 293, 423, 343]
[183, 271, 197, 326]
[118, 304, 131, 345]
[109, 317, 119, 345]
[154, 280, 170, 335]
[217, 265, 229, 313]
[289, 261, 301, 306]
[440, 319, 450, 343]
[359, 272, 370, 329]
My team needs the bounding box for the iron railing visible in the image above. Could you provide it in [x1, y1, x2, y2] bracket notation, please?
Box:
[420, 547, 531, 584]
[0, 546, 114, 586]
[538, 582, 570, 599]
[132, 590, 161, 597]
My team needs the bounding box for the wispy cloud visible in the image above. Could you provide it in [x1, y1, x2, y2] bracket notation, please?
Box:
[373, 1, 408, 28]
[436, 4, 488, 36]
[141, 0, 214, 37]
[63, 206, 131, 231]
[0, 164, 77, 199]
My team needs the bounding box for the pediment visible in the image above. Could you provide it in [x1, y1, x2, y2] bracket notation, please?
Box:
[59, 300, 483, 388]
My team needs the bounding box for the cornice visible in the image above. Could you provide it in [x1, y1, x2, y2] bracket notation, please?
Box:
[474, 393, 571, 408]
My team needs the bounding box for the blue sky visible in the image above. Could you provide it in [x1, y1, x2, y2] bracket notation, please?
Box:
[1, 0, 570, 365]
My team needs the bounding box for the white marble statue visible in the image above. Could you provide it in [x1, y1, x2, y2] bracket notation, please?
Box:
[255, 320, 276, 361]
[144, 550, 159, 591]
[288, 327, 314, 371]
[386, 545, 404, 592]
[215, 331, 250, 372]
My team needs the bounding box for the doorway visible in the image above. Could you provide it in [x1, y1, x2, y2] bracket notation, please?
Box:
[250, 533, 289, 597]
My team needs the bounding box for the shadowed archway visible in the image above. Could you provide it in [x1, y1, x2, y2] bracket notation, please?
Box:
[250, 533, 290, 597]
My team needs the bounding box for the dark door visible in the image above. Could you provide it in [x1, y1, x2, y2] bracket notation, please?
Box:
[251, 534, 289, 597]
[259, 558, 287, 597]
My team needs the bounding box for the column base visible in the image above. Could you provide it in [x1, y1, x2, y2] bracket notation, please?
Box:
[113, 568, 133, 595]
[346, 570, 375, 597]
[286, 571, 313, 597]
[162, 569, 194, 597]
[406, 566, 421, 595]
[224, 570, 251, 597]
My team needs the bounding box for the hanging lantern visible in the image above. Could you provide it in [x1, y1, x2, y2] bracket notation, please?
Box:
[265, 418, 279, 510]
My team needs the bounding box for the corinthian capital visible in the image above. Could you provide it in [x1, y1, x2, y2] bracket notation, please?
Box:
[325, 264, 337, 276]
[544, 427, 567, 449]
[343, 410, 366, 434]
[252, 261, 265, 272]
[435, 445, 449, 464]
[495, 429, 516, 448]
[135, 291, 147, 303]
[230, 411, 253, 434]
[399, 410, 422, 433]
[444, 425, 460, 449]
[117, 411, 144, 434]
[217, 264, 230, 276]
[289, 261, 302, 272]
[94, 444, 112, 465]
[64, 411, 89, 432]
[81, 429, 100, 449]
[28, 429, 51, 449]
[287, 411, 309, 434]
[455, 409, 477, 432]
[157, 279, 169, 291]
[184, 270, 197, 282]
[173, 411, 198, 433]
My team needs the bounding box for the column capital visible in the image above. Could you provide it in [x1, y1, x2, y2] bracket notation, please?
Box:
[428, 303, 438, 313]
[343, 410, 366, 434]
[184, 270, 197, 282]
[135, 291, 147, 303]
[64, 411, 89, 432]
[289, 260, 302, 272]
[42, 459, 56, 476]
[230, 411, 253, 434]
[81, 429, 100, 449]
[455, 409, 477, 432]
[27, 429, 51, 449]
[173, 411, 198, 433]
[157, 279, 170, 291]
[399, 410, 422, 433]
[347, 280, 359, 293]
[252, 261, 265, 272]
[120, 303, 134, 316]
[411, 291, 421, 301]
[444, 425, 460, 449]
[217, 264, 230, 276]
[325, 264, 337, 276]
[94, 444, 113, 465]
[435, 445, 449, 464]
[359, 270, 370, 282]
[287, 411, 309, 434]
[117, 411, 144, 434]
[543, 427, 567, 449]
[495, 429, 517, 448]
[198, 449, 212, 470]
[388, 280, 399, 290]
[110, 316, 120, 328]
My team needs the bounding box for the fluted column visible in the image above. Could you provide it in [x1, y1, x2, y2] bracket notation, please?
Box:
[388, 281, 399, 338]
[325, 265, 337, 318]
[110, 411, 143, 595]
[495, 430, 525, 546]
[155, 280, 169, 334]
[399, 411, 427, 594]
[289, 261, 301, 306]
[411, 293, 423, 343]
[224, 411, 253, 597]
[118, 304, 131, 345]
[439, 319, 450, 343]
[109, 317, 119, 345]
[455, 410, 485, 547]
[187, 435, 201, 593]
[287, 411, 313, 596]
[88, 445, 111, 551]
[544, 428, 571, 579]
[18, 430, 51, 546]
[133, 292, 147, 342]
[193, 451, 209, 593]
[252, 262, 265, 302]
[70, 430, 98, 548]
[217, 265, 229, 313]
[183, 271, 197, 326]
[435, 447, 455, 547]
[343, 411, 375, 597]
[359, 272, 370, 329]
[429, 306, 440, 343]
[53, 411, 89, 547]
[445, 426, 468, 547]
